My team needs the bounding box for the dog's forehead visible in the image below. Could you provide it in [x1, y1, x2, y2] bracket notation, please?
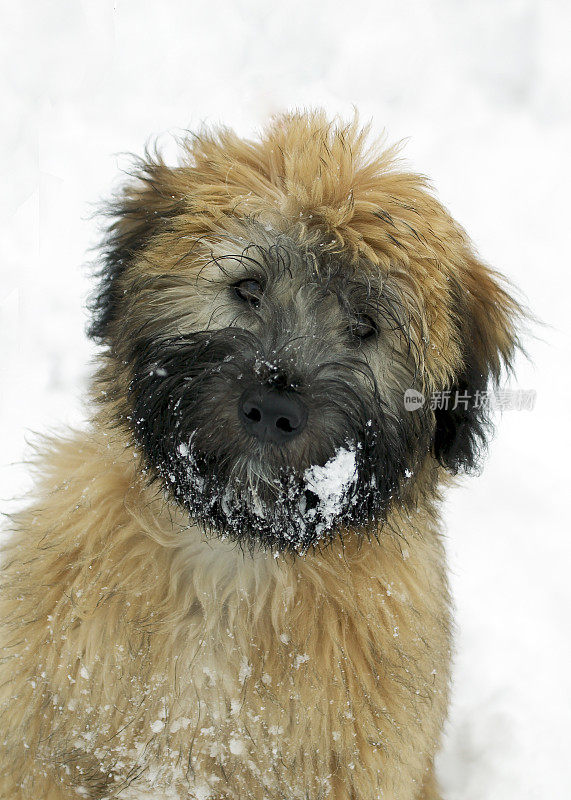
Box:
[198, 223, 381, 299]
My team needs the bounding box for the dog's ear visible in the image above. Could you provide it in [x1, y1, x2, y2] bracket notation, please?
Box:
[88, 155, 186, 343]
[433, 254, 521, 473]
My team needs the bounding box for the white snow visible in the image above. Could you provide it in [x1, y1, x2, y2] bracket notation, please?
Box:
[150, 719, 165, 734]
[238, 658, 252, 685]
[303, 447, 357, 527]
[1, 2, 570, 798]
[169, 717, 191, 734]
[229, 737, 246, 756]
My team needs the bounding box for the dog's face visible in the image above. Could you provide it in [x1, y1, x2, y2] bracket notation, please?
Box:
[116, 228, 425, 552]
[90, 113, 519, 553]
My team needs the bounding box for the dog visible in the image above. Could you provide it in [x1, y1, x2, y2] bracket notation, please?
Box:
[0, 111, 520, 800]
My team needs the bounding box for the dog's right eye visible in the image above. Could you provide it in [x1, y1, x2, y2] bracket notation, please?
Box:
[234, 278, 264, 307]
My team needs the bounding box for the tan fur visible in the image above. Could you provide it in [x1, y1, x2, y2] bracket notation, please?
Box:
[0, 111, 519, 800]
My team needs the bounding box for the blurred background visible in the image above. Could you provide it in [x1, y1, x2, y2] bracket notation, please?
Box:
[1, 1, 570, 797]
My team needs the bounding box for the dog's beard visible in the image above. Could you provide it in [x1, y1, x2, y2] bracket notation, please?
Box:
[168, 439, 362, 552]
[128, 329, 424, 553]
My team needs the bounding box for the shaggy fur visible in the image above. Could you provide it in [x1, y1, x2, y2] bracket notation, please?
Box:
[0, 111, 520, 800]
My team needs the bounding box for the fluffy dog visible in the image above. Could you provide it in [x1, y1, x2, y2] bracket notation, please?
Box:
[0, 111, 520, 800]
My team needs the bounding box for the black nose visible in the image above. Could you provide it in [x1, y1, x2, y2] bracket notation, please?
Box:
[239, 387, 307, 443]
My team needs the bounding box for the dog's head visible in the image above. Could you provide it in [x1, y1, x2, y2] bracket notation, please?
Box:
[90, 112, 520, 553]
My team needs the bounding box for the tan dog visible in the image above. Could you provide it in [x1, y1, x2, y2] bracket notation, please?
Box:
[0, 112, 520, 800]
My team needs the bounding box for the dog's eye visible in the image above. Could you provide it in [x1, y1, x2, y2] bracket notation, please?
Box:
[351, 314, 377, 340]
[234, 278, 264, 307]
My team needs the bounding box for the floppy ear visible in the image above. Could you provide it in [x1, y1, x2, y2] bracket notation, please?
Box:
[88, 154, 186, 343]
[433, 254, 521, 473]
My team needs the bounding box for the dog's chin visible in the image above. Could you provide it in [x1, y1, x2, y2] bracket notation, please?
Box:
[162, 442, 382, 553]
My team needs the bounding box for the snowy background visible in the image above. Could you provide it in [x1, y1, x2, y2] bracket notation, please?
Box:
[1, 1, 570, 797]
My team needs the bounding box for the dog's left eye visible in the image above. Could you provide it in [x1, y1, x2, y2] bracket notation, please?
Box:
[234, 278, 264, 307]
[351, 314, 377, 339]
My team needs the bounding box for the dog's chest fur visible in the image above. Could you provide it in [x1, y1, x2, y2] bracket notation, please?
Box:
[1, 434, 450, 800]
